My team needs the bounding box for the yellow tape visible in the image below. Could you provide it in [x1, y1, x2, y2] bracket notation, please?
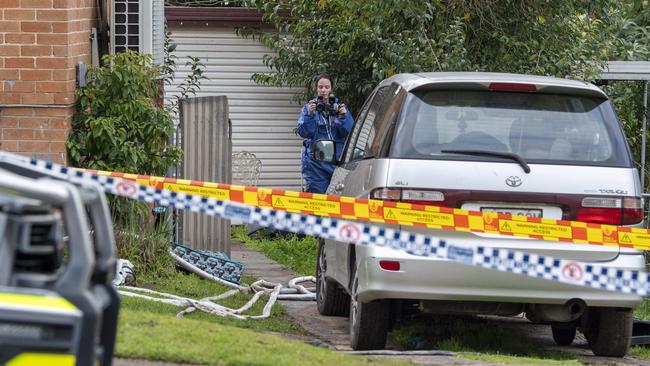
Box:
[497, 220, 573, 238]
[0, 293, 77, 312]
[383, 207, 455, 226]
[271, 195, 341, 214]
[163, 183, 230, 200]
[7, 353, 75, 366]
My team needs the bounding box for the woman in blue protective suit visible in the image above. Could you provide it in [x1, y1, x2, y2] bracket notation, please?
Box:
[297, 73, 354, 193]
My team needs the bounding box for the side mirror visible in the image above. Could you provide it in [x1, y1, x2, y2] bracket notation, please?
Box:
[312, 140, 337, 164]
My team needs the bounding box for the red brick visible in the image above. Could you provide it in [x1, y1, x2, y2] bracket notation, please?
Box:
[5, 81, 35, 92]
[52, 21, 78, 33]
[51, 69, 74, 81]
[21, 0, 53, 7]
[36, 9, 69, 21]
[34, 107, 72, 117]
[0, 20, 20, 32]
[35, 57, 68, 69]
[0, 94, 22, 104]
[68, 31, 88, 44]
[21, 45, 51, 56]
[53, 92, 74, 104]
[0, 108, 33, 117]
[3, 128, 34, 139]
[51, 45, 68, 56]
[49, 140, 66, 152]
[35, 81, 70, 92]
[0, 70, 19, 80]
[0, 140, 19, 152]
[21, 21, 51, 32]
[53, 0, 79, 7]
[5, 33, 36, 44]
[5, 57, 35, 68]
[0, 45, 20, 56]
[69, 43, 88, 57]
[4, 9, 36, 20]
[21, 69, 51, 81]
[0, 0, 20, 7]
[49, 118, 69, 128]
[18, 117, 48, 128]
[36, 33, 67, 45]
[36, 129, 66, 140]
[0, 117, 19, 128]
[21, 93, 54, 104]
[18, 140, 49, 152]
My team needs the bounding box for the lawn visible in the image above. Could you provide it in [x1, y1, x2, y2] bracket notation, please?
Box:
[116, 269, 408, 365]
[232, 225, 318, 276]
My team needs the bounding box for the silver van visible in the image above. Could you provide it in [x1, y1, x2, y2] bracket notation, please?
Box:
[312, 72, 645, 356]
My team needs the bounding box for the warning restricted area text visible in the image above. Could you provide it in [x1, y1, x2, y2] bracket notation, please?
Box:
[383, 207, 454, 226]
[163, 183, 230, 200]
[499, 220, 572, 238]
[271, 195, 341, 214]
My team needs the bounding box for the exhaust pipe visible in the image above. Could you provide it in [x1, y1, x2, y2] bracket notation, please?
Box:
[526, 299, 587, 323]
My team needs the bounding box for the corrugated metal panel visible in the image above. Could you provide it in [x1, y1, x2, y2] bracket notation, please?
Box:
[180, 96, 232, 254]
[152, 0, 165, 65]
[165, 27, 305, 191]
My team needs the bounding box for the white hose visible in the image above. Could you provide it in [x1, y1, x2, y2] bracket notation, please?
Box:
[117, 255, 317, 319]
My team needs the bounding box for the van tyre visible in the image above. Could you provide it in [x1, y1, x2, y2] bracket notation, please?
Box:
[551, 325, 576, 346]
[584, 307, 632, 357]
[349, 270, 389, 350]
[316, 240, 349, 316]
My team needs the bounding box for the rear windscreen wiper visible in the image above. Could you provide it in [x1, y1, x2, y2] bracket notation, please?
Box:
[440, 149, 531, 174]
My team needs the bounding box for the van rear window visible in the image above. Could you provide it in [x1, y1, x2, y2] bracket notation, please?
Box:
[390, 90, 633, 167]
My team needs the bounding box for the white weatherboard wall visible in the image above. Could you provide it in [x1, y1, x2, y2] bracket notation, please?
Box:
[166, 27, 304, 191]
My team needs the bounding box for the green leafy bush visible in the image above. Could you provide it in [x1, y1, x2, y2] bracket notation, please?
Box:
[67, 51, 182, 176]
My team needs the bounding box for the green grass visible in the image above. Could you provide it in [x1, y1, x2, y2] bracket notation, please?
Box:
[458, 353, 581, 365]
[117, 307, 409, 366]
[635, 297, 650, 320]
[232, 225, 318, 276]
[389, 314, 580, 363]
[119, 270, 304, 334]
[631, 346, 650, 359]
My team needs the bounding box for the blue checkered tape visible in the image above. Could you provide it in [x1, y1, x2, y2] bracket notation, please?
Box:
[2, 151, 649, 297]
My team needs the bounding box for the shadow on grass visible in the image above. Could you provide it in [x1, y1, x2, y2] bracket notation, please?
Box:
[389, 313, 580, 363]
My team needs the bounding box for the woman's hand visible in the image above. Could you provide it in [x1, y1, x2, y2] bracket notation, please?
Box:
[338, 103, 347, 115]
[307, 101, 316, 116]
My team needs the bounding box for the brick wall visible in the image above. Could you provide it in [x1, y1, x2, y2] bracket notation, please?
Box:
[0, 0, 96, 164]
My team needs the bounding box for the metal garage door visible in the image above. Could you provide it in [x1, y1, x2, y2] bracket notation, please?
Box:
[165, 27, 304, 191]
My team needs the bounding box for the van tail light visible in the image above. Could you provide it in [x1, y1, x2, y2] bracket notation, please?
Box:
[370, 188, 445, 207]
[577, 197, 643, 225]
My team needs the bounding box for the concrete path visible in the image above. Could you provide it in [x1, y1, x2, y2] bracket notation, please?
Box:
[229, 241, 352, 350]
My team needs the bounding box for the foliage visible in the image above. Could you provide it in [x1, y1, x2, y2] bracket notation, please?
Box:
[165, 0, 242, 6]
[239, 0, 648, 114]
[113, 205, 176, 277]
[67, 51, 182, 176]
[161, 27, 208, 118]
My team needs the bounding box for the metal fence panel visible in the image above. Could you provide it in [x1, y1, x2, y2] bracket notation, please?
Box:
[180, 96, 232, 254]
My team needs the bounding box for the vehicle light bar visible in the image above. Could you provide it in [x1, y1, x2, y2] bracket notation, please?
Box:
[488, 82, 537, 92]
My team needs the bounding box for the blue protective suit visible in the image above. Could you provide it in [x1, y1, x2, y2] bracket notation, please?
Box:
[297, 98, 354, 193]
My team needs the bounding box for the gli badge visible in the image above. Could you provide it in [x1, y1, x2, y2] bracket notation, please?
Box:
[505, 176, 522, 187]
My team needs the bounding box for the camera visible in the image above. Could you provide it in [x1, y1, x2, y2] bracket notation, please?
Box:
[314, 94, 340, 116]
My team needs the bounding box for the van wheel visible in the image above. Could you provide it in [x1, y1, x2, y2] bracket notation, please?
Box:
[316, 240, 349, 316]
[585, 307, 632, 357]
[551, 325, 576, 346]
[349, 268, 389, 350]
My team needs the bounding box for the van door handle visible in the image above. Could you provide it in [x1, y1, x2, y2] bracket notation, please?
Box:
[334, 183, 345, 191]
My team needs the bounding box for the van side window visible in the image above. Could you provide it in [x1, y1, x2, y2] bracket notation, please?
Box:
[342, 92, 374, 163]
[369, 84, 406, 157]
[348, 86, 389, 162]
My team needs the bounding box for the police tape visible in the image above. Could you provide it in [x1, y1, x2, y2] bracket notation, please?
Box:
[1, 152, 649, 297]
[78, 168, 650, 252]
